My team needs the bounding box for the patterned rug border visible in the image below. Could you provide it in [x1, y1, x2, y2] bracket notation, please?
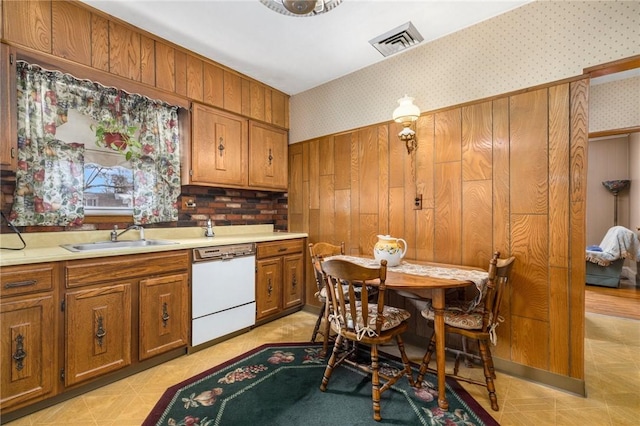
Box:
[143, 342, 499, 426]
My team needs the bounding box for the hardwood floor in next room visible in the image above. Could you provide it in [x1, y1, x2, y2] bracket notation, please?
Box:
[585, 276, 640, 320]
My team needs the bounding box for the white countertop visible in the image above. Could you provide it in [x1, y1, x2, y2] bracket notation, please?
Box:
[0, 225, 307, 267]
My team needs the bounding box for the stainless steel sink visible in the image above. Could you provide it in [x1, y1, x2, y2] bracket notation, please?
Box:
[61, 239, 178, 252]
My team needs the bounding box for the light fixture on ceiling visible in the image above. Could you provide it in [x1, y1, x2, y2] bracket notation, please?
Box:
[392, 95, 421, 154]
[259, 0, 343, 17]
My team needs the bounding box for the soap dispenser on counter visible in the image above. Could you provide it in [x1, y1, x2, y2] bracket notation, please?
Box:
[204, 218, 214, 237]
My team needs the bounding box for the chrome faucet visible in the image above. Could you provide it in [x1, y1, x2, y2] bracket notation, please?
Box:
[110, 224, 145, 242]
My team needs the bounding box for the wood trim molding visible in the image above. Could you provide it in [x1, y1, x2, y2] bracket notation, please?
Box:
[15, 46, 191, 108]
[584, 55, 640, 78]
[589, 126, 640, 139]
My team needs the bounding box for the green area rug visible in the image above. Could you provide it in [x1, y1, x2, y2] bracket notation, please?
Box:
[143, 343, 498, 426]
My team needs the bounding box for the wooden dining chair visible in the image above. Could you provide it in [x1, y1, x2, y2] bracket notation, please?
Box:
[416, 251, 516, 411]
[308, 242, 345, 355]
[319, 258, 415, 422]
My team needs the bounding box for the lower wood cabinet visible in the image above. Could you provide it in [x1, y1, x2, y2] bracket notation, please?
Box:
[255, 239, 304, 322]
[139, 272, 189, 361]
[0, 250, 189, 419]
[0, 263, 57, 413]
[63, 250, 189, 387]
[64, 282, 132, 387]
[0, 293, 56, 410]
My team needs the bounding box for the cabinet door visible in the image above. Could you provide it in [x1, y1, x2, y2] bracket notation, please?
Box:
[0, 43, 17, 170]
[249, 121, 288, 190]
[139, 273, 189, 361]
[191, 102, 248, 187]
[65, 283, 132, 387]
[2, 0, 51, 52]
[0, 294, 56, 411]
[283, 253, 304, 309]
[256, 257, 282, 320]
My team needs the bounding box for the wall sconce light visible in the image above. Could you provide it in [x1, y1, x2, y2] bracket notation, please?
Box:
[392, 95, 421, 154]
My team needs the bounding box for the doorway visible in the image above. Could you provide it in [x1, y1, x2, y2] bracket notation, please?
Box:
[585, 57, 640, 318]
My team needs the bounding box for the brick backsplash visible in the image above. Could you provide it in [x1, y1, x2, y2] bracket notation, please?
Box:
[0, 172, 288, 233]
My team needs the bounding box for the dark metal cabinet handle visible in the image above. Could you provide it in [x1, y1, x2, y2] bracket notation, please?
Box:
[218, 137, 225, 155]
[267, 278, 273, 296]
[12, 334, 26, 371]
[268, 148, 273, 165]
[291, 273, 297, 288]
[4, 279, 36, 289]
[96, 316, 106, 346]
[162, 302, 170, 327]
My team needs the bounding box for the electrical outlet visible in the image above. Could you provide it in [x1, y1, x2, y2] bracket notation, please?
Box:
[182, 198, 197, 210]
[414, 194, 423, 210]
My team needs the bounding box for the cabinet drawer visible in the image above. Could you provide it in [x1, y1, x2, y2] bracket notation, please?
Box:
[65, 250, 189, 288]
[256, 239, 303, 259]
[1, 264, 55, 297]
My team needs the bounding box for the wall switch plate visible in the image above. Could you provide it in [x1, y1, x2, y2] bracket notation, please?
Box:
[414, 194, 423, 210]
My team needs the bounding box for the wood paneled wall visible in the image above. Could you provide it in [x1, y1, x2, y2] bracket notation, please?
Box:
[289, 79, 589, 379]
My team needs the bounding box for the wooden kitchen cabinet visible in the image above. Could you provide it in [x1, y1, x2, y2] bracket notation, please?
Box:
[139, 272, 189, 361]
[282, 253, 304, 309]
[0, 263, 57, 413]
[190, 102, 248, 187]
[64, 282, 132, 387]
[63, 250, 189, 387]
[255, 256, 282, 320]
[255, 239, 304, 322]
[249, 121, 288, 191]
[1, 43, 17, 171]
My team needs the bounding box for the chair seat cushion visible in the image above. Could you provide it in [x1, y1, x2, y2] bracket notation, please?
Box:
[332, 304, 410, 335]
[421, 299, 484, 330]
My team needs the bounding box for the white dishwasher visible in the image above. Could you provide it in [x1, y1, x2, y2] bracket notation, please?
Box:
[191, 243, 256, 348]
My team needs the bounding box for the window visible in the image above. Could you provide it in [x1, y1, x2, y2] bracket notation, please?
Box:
[56, 110, 135, 216]
[12, 61, 181, 227]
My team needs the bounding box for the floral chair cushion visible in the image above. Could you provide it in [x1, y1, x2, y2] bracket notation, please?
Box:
[421, 299, 484, 330]
[330, 303, 410, 337]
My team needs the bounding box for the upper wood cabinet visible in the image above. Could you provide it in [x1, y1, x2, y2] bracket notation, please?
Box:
[52, 1, 92, 66]
[249, 121, 288, 191]
[189, 104, 289, 191]
[190, 102, 249, 188]
[0, 43, 17, 170]
[2, 0, 52, 53]
[2, 0, 289, 129]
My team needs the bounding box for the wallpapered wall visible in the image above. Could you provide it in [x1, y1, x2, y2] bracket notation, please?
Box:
[290, 0, 640, 143]
[590, 76, 640, 132]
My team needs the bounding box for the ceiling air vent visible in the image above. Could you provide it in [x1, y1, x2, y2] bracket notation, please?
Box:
[369, 21, 424, 57]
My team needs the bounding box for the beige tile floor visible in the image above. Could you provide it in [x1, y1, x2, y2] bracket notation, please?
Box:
[3, 311, 639, 425]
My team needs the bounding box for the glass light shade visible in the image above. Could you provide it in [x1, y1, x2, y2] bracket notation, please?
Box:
[283, 0, 317, 14]
[260, 0, 342, 17]
[602, 179, 631, 195]
[392, 95, 420, 125]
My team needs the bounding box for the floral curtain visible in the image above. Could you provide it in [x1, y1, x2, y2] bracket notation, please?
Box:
[10, 62, 181, 225]
[10, 65, 85, 226]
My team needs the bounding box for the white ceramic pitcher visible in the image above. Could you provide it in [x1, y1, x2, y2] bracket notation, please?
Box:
[373, 235, 407, 267]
